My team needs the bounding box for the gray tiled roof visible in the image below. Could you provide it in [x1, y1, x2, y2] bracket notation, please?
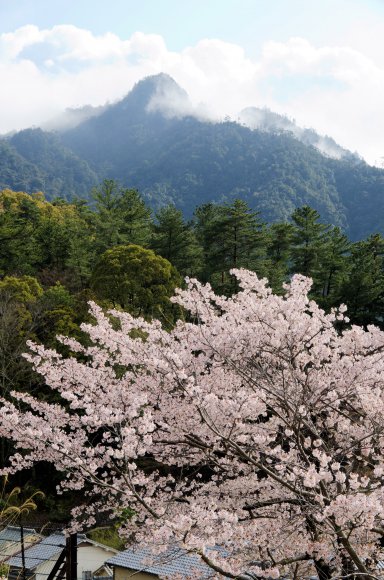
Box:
[107, 545, 213, 578]
[8, 532, 86, 571]
[0, 526, 37, 543]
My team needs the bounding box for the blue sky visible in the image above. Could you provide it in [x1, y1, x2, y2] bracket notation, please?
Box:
[1, 0, 384, 164]
[2, 0, 383, 53]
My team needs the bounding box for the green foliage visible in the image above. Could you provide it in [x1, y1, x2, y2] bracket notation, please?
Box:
[87, 527, 126, 550]
[58, 77, 384, 240]
[0, 190, 43, 275]
[0, 189, 95, 289]
[151, 205, 203, 277]
[1, 76, 384, 242]
[7, 128, 98, 199]
[315, 226, 350, 308]
[339, 234, 384, 326]
[265, 222, 294, 291]
[0, 275, 82, 398]
[90, 244, 182, 322]
[0, 140, 43, 193]
[4, 184, 384, 523]
[36, 282, 79, 343]
[0, 276, 45, 399]
[0, 275, 43, 305]
[290, 205, 330, 277]
[42, 282, 74, 308]
[3, 187, 384, 331]
[195, 199, 266, 293]
[92, 180, 152, 253]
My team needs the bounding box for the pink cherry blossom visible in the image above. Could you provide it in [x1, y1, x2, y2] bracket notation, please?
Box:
[1, 269, 384, 578]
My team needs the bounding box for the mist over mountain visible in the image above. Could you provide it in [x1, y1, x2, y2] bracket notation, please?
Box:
[1, 73, 384, 240]
[43, 104, 108, 131]
[237, 107, 356, 161]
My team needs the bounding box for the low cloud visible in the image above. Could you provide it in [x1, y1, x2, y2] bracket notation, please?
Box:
[1, 25, 384, 165]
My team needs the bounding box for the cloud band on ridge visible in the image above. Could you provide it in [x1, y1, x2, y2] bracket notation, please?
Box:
[1, 24, 384, 165]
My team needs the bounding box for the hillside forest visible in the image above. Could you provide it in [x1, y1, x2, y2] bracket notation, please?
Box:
[2, 74, 384, 244]
[2, 178, 384, 559]
[2, 179, 384, 402]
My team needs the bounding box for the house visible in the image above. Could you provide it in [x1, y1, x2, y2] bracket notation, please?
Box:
[77, 537, 117, 579]
[7, 531, 117, 580]
[93, 563, 113, 579]
[0, 526, 41, 563]
[106, 545, 213, 579]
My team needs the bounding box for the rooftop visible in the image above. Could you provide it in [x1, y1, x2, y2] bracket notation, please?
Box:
[107, 545, 213, 578]
[7, 532, 86, 571]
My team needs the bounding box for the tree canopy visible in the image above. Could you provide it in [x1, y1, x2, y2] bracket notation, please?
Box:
[2, 270, 384, 578]
[90, 244, 181, 321]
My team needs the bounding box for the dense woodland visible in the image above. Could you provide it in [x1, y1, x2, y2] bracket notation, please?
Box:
[4, 180, 384, 577]
[2, 74, 384, 243]
[2, 179, 384, 408]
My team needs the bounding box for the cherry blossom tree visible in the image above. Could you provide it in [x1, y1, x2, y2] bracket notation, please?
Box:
[2, 269, 384, 579]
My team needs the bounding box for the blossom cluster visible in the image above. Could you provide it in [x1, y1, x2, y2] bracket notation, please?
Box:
[2, 269, 384, 578]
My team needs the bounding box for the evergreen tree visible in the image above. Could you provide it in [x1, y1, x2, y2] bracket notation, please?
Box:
[316, 226, 350, 308]
[151, 205, 202, 276]
[0, 190, 42, 275]
[340, 234, 384, 327]
[92, 180, 152, 253]
[193, 203, 220, 283]
[0, 276, 43, 397]
[35, 207, 71, 272]
[194, 199, 266, 293]
[290, 207, 352, 307]
[290, 205, 330, 278]
[115, 187, 152, 247]
[65, 203, 96, 290]
[265, 222, 294, 292]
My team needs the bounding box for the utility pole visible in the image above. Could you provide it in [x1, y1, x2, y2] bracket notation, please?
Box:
[66, 533, 77, 580]
[20, 515, 26, 580]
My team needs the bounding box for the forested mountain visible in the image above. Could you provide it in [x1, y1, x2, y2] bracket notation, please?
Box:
[3, 129, 98, 199]
[238, 106, 354, 160]
[1, 73, 384, 239]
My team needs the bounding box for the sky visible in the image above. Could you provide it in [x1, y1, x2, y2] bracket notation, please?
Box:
[1, 0, 384, 165]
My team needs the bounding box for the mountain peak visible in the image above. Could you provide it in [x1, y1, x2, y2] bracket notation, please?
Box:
[118, 73, 191, 118]
[135, 73, 181, 92]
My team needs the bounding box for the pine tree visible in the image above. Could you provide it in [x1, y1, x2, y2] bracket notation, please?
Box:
[265, 222, 294, 292]
[340, 233, 384, 326]
[116, 187, 152, 247]
[92, 180, 152, 252]
[316, 226, 350, 308]
[150, 205, 202, 276]
[290, 205, 329, 278]
[194, 199, 266, 293]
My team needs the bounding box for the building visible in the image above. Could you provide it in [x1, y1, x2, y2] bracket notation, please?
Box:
[0, 526, 41, 563]
[106, 545, 212, 579]
[7, 531, 117, 580]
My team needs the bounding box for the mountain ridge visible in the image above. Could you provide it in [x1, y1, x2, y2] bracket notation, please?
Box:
[0, 73, 383, 240]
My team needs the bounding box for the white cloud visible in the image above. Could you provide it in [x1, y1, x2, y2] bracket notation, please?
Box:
[0, 25, 42, 60]
[260, 37, 382, 84]
[255, 37, 384, 164]
[0, 25, 384, 165]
